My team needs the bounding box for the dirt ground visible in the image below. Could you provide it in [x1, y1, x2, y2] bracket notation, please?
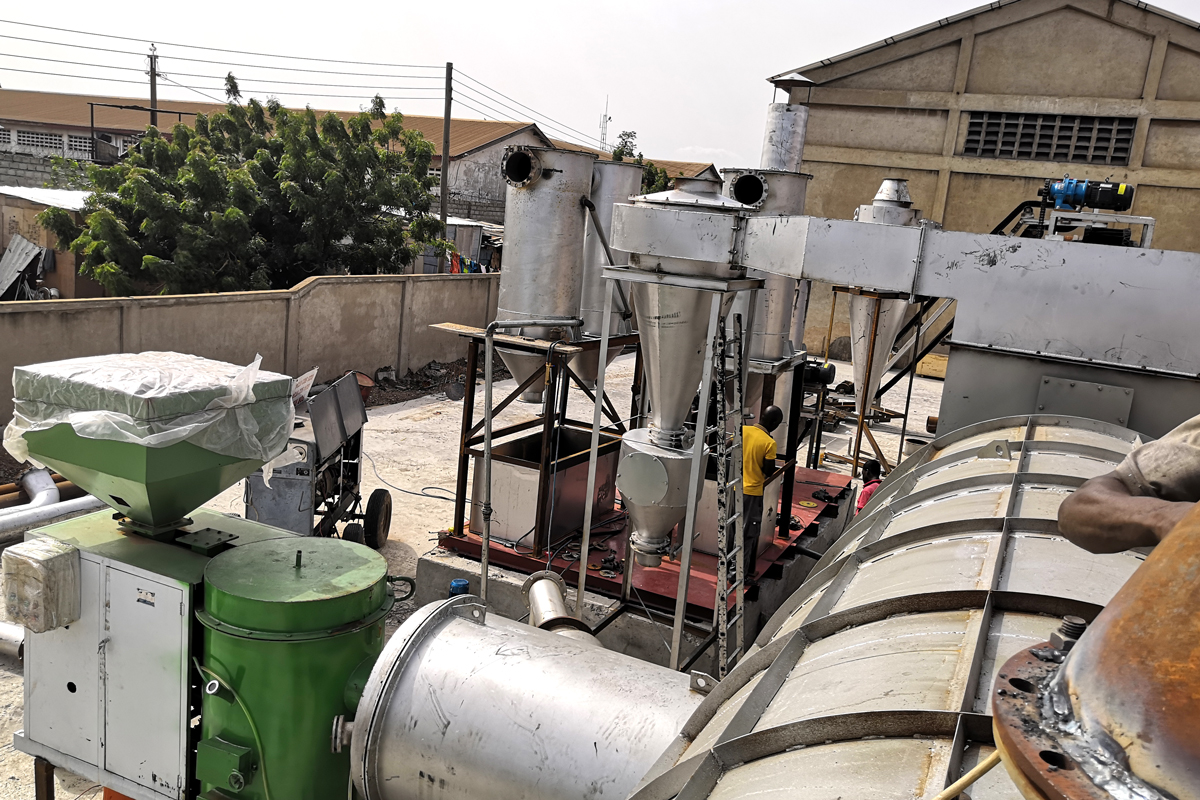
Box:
[0, 353, 944, 795]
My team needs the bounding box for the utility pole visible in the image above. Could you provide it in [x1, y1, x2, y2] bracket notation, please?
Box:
[148, 44, 159, 128]
[438, 61, 453, 274]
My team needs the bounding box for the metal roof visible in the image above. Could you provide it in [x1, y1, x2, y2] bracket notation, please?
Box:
[631, 415, 1149, 800]
[0, 233, 43, 298]
[0, 185, 90, 211]
[769, 0, 1200, 85]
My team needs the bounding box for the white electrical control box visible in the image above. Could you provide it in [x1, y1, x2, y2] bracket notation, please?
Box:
[14, 525, 207, 800]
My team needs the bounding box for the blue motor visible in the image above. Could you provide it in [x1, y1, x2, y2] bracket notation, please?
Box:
[1042, 176, 1134, 212]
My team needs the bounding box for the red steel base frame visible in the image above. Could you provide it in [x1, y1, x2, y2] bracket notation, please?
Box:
[439, 468, 852, 618]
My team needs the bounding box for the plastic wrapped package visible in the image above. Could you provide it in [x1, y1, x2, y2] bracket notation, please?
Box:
[3, 537, 80, 633]
[3, 352, 294, 467]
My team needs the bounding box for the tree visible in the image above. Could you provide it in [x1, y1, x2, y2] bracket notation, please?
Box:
[611, 130, 639, 162]
[608, 130, 675, 193]
[39, 78, 448, 295]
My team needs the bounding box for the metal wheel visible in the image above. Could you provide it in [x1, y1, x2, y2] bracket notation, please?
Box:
[342, 522, 365, 545]
[364, 488, 392, 550]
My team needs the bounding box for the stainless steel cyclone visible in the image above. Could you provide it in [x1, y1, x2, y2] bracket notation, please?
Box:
[349, 596, 703, 800]
[572, 160, 645, 385]
[849, 179, 922, 418]
[629, 414, 1151, 800]
[609, 176, 750, 565]
[496, 146, 598, 401]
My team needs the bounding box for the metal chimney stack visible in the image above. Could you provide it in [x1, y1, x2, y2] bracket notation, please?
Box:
[571, 160, 644, 385]
[495, 146, 598, 401]
[722, 103, 812, 420]
[849, 179, 922, 421]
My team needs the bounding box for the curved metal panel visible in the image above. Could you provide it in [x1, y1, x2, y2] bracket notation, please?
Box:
[656, 416, 1148, 800]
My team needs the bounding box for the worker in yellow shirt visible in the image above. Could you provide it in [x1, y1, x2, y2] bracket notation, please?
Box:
[739, 405, 783, 582]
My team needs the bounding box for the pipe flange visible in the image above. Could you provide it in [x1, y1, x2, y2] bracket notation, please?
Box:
[992, 644, 1169, 800]
[521, 570, 567, 608]
[503, 146, 543, 188]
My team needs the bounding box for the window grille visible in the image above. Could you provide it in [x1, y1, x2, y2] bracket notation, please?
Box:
[16, 130, 65, 151]
[67, 135, 94, 158]
[962, 112, 1136, 165]
[0, 129, 10, 145]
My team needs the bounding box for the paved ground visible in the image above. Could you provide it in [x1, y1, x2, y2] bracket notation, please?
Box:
[0, 353, 943, 795]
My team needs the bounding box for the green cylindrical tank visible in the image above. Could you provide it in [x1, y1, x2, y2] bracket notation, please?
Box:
[196, 538, 392, 800]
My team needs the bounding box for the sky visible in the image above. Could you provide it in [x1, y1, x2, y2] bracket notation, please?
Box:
[2, 0, 1199, 167]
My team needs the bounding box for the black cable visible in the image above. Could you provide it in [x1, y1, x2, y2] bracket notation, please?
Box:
[0, 19, 444, 69]
[158, 74, 223, 104]
[454, 82, 601, 150]
[0, 65, 445, 102]
[362, 452, 456, 503]
[0, 51, 145, 72]
[457, 71, 610, 151]
[0, 32, 443, 79]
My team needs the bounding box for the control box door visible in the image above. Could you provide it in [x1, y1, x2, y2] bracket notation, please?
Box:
[102, 567, 189, 798]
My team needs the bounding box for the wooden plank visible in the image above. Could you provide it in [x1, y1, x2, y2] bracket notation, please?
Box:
[428, 322, 584, 355]
[917, 352, 949, 379]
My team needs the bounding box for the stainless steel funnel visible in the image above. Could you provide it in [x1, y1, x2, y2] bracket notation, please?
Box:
[849, 179, 923, 418]
[496, 146, 597, 401]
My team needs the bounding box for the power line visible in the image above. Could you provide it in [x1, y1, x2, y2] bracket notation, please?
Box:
[0, 19, 444, 69]
[0, 65, 445, 102]
[457, 70, 610, 150]
[0, 52, 443, 94]
[0, 33, 445, 80]
[0, 51, 145, 73]
[158, 73, 223, 104]
[453, 84, 600, 151]
[452, 98, 495, 121]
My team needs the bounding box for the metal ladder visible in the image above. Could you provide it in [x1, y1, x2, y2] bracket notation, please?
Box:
[713, 313, 747, 678]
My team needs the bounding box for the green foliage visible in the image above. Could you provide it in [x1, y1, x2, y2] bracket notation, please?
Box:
[606, 130, 674, 193]
[43, 156, 94, 191]
[640, 161, 673, 194]
[611, 130, 639, 162]
[39, 86, 448, 296]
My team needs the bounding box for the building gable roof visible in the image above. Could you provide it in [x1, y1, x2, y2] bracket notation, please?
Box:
[769, 0, 1200, 85]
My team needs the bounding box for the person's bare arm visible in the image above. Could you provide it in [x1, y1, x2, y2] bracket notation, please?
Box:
[1058, 472, 1193, 553]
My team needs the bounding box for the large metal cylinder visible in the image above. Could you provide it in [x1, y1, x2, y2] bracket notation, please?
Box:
[496, 146, 597, 401]
[630, 414, 1149, 799]
[350, 596, 703, 800]
[572, 160, 645, 385]
[760, 102, 808, 172]
[197, 538, 391, 800]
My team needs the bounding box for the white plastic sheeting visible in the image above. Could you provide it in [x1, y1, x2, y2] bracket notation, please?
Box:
[4, 352, 294, 466]
[2, 537, 80, 633]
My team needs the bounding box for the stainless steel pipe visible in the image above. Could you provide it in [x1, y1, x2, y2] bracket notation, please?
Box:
[521, 571, 599, 645]
[350, 596, 703, 800]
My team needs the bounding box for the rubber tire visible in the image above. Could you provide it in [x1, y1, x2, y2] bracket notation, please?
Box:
[364, 488, 392, 550]
[342, 522, 365, 545]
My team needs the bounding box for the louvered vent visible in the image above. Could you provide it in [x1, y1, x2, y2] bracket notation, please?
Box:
[962, 112, 1136, 165]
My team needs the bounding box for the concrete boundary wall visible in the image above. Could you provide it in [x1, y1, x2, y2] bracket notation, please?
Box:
[0, 273, 499, 424]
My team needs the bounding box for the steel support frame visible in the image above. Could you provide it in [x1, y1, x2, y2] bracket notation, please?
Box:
[442, 324, 637, 603]
[578, 268, 761, 673]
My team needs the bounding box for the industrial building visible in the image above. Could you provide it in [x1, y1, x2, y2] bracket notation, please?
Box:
[778, 0, 1200, 353]
[0, 1, 1196, 799]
